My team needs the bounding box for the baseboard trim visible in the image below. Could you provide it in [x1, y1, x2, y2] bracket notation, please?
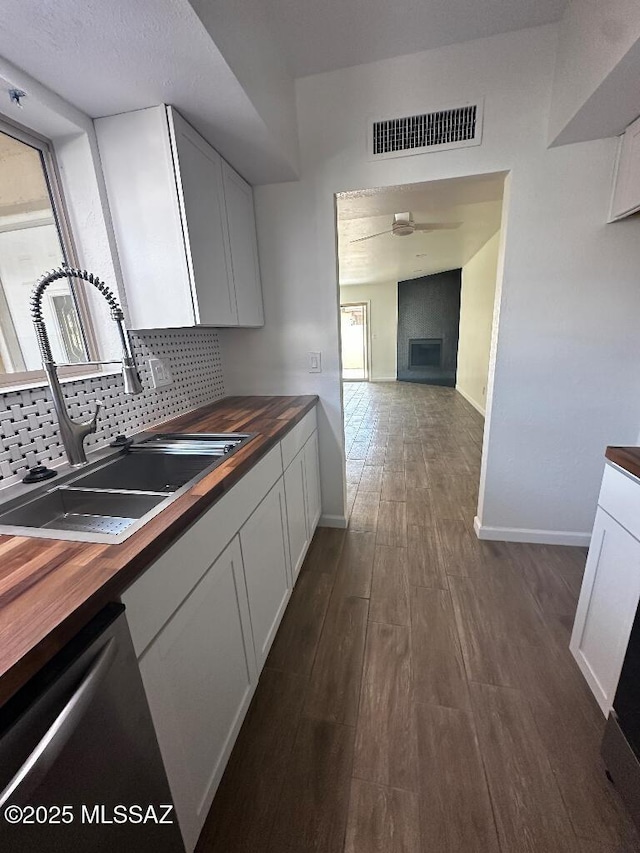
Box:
[455, 386, 485, 416]
[473, 516, 590, 547]
[319, 514, 348, 529]
[370, 377, 397, 383]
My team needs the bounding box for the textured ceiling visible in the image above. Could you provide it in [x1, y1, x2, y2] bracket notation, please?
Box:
[337, 173, 506, 285]
[262, 0, 567, 77]
[0, 0, 298, 184]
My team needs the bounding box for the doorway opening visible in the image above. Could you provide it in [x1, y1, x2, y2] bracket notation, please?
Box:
[335, 171, 508, 529]
[340, 302, 369, 381]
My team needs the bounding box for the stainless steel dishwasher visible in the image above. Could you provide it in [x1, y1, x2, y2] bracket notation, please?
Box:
[0, 603, 185, 852]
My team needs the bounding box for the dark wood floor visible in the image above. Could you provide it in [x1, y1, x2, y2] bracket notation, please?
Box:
[197, 381, 640, 853]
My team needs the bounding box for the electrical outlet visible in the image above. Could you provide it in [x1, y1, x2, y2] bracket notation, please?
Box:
[308, 351, 322, 373]
[148, 357, 172, 388]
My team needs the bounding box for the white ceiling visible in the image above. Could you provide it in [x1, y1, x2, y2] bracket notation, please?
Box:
[337, 173, 506, 286]
[0, 0, 568, 185]
[262, 0, 567, 78]
[0, 0, 298, 184]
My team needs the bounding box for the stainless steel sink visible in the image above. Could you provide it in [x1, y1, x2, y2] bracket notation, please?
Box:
[0, 432, 254, 544]
[66, 453, 218, 494]
[67, 434, 249, 493]
[0, 488, 166, 537]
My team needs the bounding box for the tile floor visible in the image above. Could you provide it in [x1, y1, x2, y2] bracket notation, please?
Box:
[198, 381, 639, 853]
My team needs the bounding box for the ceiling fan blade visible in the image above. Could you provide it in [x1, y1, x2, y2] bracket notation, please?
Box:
[414, 222, 462, 231]
[350, 229, 393, 243]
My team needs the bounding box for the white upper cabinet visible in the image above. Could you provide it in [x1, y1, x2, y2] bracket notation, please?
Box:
[609, 115, 640, 221]
[96, 105, 264, 329]
[169, 109, 236, 326]
[221, 162, 264, 327]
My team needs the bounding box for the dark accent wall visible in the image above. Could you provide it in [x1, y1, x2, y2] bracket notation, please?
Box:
[397, 270, 462, 385]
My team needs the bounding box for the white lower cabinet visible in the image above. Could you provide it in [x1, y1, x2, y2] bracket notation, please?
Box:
[304, 430, 321, 533]
[571, 505, 640, 715]
[284, 449, 310, 581]
[137, 537, 257, 851]
[121, 405, 321, 850]
[283, 429, 322, 581]
[240, 479, 291, 670]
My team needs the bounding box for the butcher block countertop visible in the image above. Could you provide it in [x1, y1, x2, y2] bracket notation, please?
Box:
[0, 395, 318, 707]
[606, 446, 640, 482]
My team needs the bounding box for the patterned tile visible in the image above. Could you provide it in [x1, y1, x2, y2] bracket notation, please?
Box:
[0, 328, 225, 488]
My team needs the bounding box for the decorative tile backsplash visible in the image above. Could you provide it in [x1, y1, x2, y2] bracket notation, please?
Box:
[0, 328, 226, 488]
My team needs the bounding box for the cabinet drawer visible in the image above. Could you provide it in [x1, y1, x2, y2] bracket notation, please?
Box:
[599, 463, 640, 542]
[122, 442, 283, 656]
[281, 407, 317, 470]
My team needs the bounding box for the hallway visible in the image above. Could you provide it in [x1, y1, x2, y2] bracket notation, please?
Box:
[198, 382, 639, 853]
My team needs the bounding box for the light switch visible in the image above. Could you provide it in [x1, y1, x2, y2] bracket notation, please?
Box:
[308, 351, 322, 373]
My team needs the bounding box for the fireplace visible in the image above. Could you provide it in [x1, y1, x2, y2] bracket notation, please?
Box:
[397, 271, 461, 386]
[408, 338, 442, 369]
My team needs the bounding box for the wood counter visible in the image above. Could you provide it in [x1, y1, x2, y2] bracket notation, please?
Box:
[0, 395, 318, 707]
[606, 446, 640, 482]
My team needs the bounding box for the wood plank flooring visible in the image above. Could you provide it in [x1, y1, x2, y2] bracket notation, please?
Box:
[197, 381, 640, 853]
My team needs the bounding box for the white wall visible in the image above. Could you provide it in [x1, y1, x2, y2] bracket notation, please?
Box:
[340, 283, 397, 381]
[221, 23, 640, 541]
[456, 231, 500, 415]
[549, 0, 640, 145]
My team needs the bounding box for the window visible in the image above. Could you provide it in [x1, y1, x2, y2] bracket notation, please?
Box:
[0, 118, 95, 386]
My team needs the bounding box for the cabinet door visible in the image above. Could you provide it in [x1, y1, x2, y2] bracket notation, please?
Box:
[570, 508, 640, 715]
[240, 480, 291, 669]
[169, 107, 237, 326]
[304, 430, 321, 535]
[138, 537, 256, 852]
[610, 115, 640, 220]
[222, 163, 264, 327]
[284, 450, 310, 582]
[95, 106, 196, 329]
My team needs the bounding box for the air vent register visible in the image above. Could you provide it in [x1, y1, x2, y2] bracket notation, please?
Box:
[370, 102, 482, 160]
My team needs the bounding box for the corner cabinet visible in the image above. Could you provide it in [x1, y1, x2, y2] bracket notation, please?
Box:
[609, 114, 640, 221]
[121, 406, 320, 851]
[95, 105, 263, 329]
[570, 464, 640, 715]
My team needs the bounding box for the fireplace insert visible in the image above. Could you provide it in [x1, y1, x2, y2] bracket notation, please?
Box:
[408, 338, 442, 369]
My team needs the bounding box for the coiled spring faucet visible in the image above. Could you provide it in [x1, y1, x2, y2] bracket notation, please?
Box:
[31, 265, 143, 467]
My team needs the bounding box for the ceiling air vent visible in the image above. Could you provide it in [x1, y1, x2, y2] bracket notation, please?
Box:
[369, 102, 483, 160]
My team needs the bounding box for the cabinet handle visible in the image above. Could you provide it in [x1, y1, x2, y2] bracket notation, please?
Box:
[0, 638, 117, 808]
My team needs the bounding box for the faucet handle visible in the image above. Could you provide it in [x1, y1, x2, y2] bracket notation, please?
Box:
[86, 399, 102, 434]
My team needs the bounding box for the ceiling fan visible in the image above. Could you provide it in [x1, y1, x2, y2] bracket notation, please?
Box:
[350, 212, 461, 243]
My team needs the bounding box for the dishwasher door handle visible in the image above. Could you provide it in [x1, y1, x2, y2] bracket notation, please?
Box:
[0, 637, 117, 808]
